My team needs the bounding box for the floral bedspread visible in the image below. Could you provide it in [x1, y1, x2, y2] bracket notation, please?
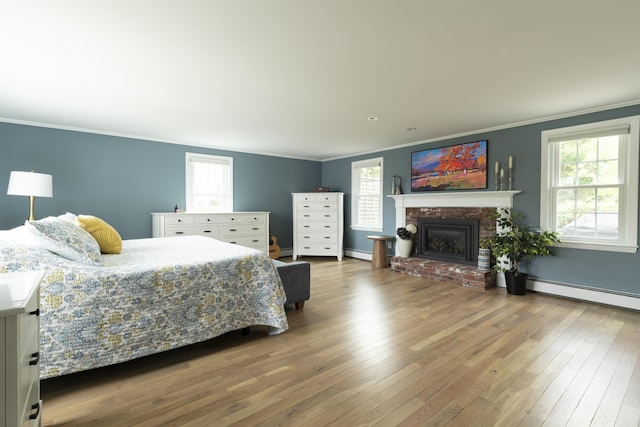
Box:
[0, 236, 288, 378]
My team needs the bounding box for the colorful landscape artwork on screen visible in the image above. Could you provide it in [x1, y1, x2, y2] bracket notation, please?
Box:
[411, 140, 487, 191]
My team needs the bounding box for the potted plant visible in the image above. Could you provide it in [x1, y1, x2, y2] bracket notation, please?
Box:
[482, 208, 561, 295]
[396, 223, 417, 257]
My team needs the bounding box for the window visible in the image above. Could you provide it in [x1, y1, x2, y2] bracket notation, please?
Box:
[540, 116, 639, 253]
[351, 157, 383, 231]
[185, 153, 233, 212]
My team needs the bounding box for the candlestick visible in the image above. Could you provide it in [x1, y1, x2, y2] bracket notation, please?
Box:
[508, 167, 513, 190]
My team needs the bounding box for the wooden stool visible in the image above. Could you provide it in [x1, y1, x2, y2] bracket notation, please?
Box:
[367, 235, 395, 269]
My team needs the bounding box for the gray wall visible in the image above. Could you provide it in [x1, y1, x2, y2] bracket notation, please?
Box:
[3, 102, 640, 295]
[0, 123, 321, 247]
[326, 103, 640, 295]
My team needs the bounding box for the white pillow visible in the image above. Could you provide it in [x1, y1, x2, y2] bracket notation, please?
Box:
[0, 225, 39, 247]
[24, 217, 101, 265]
[58, 212, 78, 223]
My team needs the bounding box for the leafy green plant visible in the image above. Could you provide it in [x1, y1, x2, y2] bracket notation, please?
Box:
[481, 208, 561, 275]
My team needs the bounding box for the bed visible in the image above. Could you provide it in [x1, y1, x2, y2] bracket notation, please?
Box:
[0, 215, 288, 379]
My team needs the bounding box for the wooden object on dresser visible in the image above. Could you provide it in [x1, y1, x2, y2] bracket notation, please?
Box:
[151, 212, 270, 255]
[292, 192, 344, 261]
[1, 271, 43, 427]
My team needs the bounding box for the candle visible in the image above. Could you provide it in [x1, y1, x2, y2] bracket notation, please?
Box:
[509, 156, 513, 168]
[500, 168, 504, 177]
[495, 161, 499, 174]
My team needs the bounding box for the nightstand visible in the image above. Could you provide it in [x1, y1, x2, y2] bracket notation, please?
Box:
[0, 271, 44, 427]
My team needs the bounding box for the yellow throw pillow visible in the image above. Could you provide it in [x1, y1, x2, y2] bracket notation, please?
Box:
[77, 215, 122, 254]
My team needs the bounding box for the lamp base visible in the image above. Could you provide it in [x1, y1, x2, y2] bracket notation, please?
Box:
[28, 195, 36, 222]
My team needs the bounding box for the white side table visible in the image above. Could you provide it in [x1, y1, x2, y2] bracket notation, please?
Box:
[0, 271, 44, 427]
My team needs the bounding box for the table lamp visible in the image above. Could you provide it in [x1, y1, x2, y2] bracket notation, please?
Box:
[7, 171, 53, 221]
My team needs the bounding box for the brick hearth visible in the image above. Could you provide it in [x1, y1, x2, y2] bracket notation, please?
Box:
[390, 256, 496, 291]
[388, 191, 519, 290]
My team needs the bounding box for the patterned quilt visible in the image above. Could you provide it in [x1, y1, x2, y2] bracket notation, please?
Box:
[0, 236, 288, 378]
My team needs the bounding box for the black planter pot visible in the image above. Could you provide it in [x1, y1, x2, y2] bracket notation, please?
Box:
[505, 272, 528, 295]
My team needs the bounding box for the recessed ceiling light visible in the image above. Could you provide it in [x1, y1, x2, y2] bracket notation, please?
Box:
[368, 116, 379, 121]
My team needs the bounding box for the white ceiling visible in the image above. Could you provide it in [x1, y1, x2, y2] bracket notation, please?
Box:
[1, 1, 640, 161]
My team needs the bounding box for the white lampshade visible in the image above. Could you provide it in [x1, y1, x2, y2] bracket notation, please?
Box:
[7, 171, 53, 197]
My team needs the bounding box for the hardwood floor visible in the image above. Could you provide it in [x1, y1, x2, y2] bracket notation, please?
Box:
[41, 257, 640, 426]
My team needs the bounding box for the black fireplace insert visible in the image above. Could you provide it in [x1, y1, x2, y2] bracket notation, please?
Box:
[416, 218, 479, 265]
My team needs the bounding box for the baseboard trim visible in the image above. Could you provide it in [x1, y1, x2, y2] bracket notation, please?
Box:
[525, 278, 640, 311]
[345, 249, 372, 261]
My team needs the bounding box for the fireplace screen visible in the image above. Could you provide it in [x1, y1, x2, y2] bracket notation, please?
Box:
[417, 218, 479, 265]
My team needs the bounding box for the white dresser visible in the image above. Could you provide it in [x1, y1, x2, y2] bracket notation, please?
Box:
[292, 192, 344, 261]
[1, 271, 43, 427]
[151, 212, 270, 254]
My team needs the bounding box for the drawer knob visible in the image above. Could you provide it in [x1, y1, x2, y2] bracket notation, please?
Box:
[29, 352, 40, 366]
[175, 231, 184, 235]
[177, 219, 182, 222]
[204, 230, 211, 233]
[29, 308, 40, 317]
[252, 227, 259, 230]
[29, 402, 41, 420]
[229, 228, 237, 232]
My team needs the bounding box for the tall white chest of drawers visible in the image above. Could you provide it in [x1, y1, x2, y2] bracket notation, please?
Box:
[292, 192, 344, 261]
[1, 271, 43, 427]
[151, 212, 270, 255]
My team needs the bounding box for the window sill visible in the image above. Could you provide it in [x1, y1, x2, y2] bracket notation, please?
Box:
[557, 241, 638, 254]
[351, 225, 383, 232]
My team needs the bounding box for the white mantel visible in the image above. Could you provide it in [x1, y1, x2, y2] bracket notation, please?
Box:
[388, 190, 521, 228]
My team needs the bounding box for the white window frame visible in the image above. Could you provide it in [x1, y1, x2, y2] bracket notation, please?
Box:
[351, 157, 383, 232]
[540, 115, 639, 253]
[185, 152, 233, 212]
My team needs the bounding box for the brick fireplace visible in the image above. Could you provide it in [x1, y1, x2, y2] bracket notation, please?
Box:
[388, 191, 519, 291]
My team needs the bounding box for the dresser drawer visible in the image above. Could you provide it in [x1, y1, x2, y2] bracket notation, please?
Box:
[18, 292, 38, 354]
[297, 243, 338, 254]
[219, 235, 267, 249]
[298, 211, 336, 222]
[164, 215, 195, 225]
[313, 193, 338, 202]
[20, 387, 41, 427]
[164, 226, 218, 236]
[213, 214, 266, 224]
[298, 222, 337, 232]
[193, 215, 221, 224]
[218, 223, 266, 236]
[18, 351, 40, 427]
[295, 194, 318, 202]
[296, 202, 336, 211]
[298, 233, 336, 243]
